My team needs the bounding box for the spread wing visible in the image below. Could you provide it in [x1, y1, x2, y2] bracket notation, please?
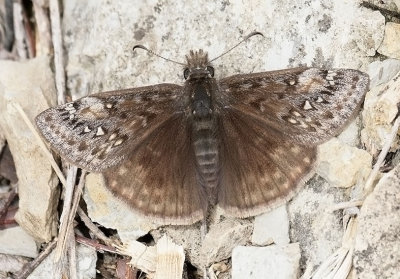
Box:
[217, 109, 317, 217]
[215, 67, 368, 216]
[35, 84, 184, 171]
[103, 114, 206, 225]
[218, 67, 369, 145]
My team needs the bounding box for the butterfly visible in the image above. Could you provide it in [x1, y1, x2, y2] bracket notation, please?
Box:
[35, 33, 369, 225]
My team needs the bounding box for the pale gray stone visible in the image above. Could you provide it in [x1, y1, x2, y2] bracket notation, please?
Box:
[317, 138, 372, 188]
[288, 176, 346, 275]
[251, 205, 289, 246]
[378, 22, 400, 59]
[83, 173, 158, 242]
[353, 163, 400, 279]
[232, 244, 301, 279]
[28, 244, 97, 279]
[361, 71, 400, 155]
[200, 219, 252, 267]
[0, 226, 38, 258]
[368, 58, 400, 88]
[0, 57, 59, 242]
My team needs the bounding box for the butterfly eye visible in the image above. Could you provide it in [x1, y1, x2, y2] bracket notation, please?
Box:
[184, 68, 190, 79]
[207, 66, 214, 77]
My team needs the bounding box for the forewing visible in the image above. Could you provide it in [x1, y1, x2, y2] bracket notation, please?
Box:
[103, 114, 206, 225]
[218, 67, 369, 145]
[217, 109, 317, 217]
[35, 84, 183, 171]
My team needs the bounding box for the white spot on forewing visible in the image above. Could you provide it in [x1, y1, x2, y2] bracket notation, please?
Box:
[288, 118, 297, 124]
[109, 133, 117, 141]
[114, 139, 124, 146]
[303, 100, 313, 110]
[316, 96, 324, 103]
[292, 111, 301, 117]
[240, 83, 252, 89]
[84, 126, 91, 133]
[96, 126, 105, 136]
[118, 166, 128, 175]
[329, 80, 335, 86]
[105, 103, 113, 109]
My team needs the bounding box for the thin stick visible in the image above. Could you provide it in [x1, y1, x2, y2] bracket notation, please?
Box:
[0, 188, 16, 220]
[75, 235, 118, 254]
[77, 206, 116, 246]
[330, 200, 363, 212]
[68, 228, 78, 279]
[54, 166, 78, 262]
[13, 103, 66, 186]
[13, 1, 28, 59]
[363, 114, 400, 196]
[49, 0, 66, 105]
[15, 238, 58, 279]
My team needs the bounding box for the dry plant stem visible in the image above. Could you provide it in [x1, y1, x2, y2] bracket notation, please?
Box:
[0, 188, 16, 219]
[49, 0, 66, 105]
[15, 238, 58, 279]
[65, 170, 87, 243]
[54, 166, 78, 262]
[13, 103, 67, 186]
[32, 0, 52, 55]
[68, 228, 78, 279]
[75, 235, 118, 254]
[330, 200, 363, 212]
[363, 114, 400, 196]
[13, 1, 28, 59]
[77, 206, 115, 246]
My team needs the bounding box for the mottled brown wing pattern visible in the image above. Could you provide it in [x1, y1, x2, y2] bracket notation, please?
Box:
[217, 108, 317, 217]
[103, 114, 207, 225]
[36, 84, 183, 171]
[218, 67, 369, 145]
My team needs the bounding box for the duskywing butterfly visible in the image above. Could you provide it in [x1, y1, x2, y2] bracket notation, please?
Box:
[35, 32, 369, 225]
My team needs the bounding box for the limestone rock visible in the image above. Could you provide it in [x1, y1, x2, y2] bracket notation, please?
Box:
[251, 205, 289, 246]
[83, 173, 158, 242]
[361, 71, 400, 155]
[232, 243, 301, 279]
[0, 226, 38, 258]
[317, 138, 372, 188]
[378, 22, 400, 59]
[28, 244, 97, 279]
[367, 58, 400, 88]
[353, 163, 400, 279]
[0, 57, 59, 242]
[200, 219, 252, 267]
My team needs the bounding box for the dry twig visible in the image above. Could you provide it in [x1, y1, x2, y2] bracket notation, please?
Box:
[15, 238, 58, 279]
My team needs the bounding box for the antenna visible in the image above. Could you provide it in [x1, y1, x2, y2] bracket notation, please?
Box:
[209, 31, 264, 62]
[133, 31, 264, 65]
[132, 45, 186, 66]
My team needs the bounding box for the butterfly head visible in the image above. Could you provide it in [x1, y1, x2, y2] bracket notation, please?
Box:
[184, 49, 214, 80]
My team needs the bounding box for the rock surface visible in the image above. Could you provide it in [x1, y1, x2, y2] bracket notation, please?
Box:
[27, 244, 97, 279]
[0, 226, 38, 258]
[353, 163, 400, 279]
[361, 71, 400, 155]
[232, 243, 301, 279]
[317, 138, 372, 188]
[377, 22, 400, 59]
[251, 205, 290, 246]
[0, 57, 59, 242]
